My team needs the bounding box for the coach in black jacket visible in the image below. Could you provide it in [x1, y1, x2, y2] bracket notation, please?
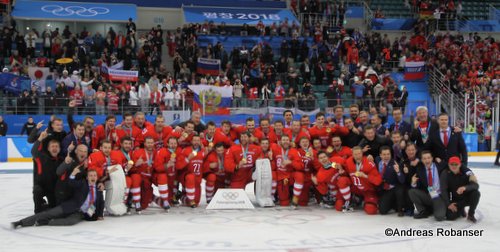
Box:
[440, 157, 480, 223]
[410, 106, 439, 150]
[388, 108, 412, 138]
[31, 130, 63, 213]
[358, 125, 392, 161]
[342, 117, 363, 148]
[425, 113, 467, 167]
[11, 168, 104, 228]
[55, 144, 89, 204]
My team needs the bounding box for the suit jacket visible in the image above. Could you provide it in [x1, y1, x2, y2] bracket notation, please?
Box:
[412, 162, 441, 192]
[389, 120, 412, 137]
[425, 127, 468, 165]
[410, 117, 438, 150]
[60, 176, 104, 220]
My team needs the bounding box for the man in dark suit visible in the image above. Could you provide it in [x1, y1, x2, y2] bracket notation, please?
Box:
[332, 105, 346, 126]
[389, 108, 412, 139]
[425, 113, 467, 168]
[377, 146, 406, 216]
[11, 168, 104, 228]
[410, 106, 439, 150]
[60, 123, 88, 157]
[408, 151, 447, 221]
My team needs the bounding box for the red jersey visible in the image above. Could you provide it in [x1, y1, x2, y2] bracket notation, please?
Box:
[270, 145, 303, 180]
[215, 128, 238, 143]
[181, 146, 206, 176]
[131, 148, 156, 176]
[330, 146, 353, 159]
[255, 128, 278, 143]
[91, 125, 117, 150]
[142, 125, 173, 150]
[110, 149, 133, 171]
[154, 147, 186, 177]
[296, 148, 318, 175]
[314, 156, 345, 194]
[224, 144, 262, 173]
[308, 125, 332, 148]
[167, 130, 195, 148]
[344, 156, 382, 191]
[201, 131, 232, 148]
[234, 126, 264, 143]
[88, 151, 111, 178]
[287, 130, 311, 147]
[204, 151, 226, 176]
[115, 124, 143, 149]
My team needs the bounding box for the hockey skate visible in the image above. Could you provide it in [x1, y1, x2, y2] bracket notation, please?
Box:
[342, 200, 354, 213]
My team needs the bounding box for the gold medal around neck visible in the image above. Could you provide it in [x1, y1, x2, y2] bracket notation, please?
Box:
[209, 142, 214, 148]
[128, 160, 134, 166]
[192, 151, 198, 156]
[327, 146, 333, 153]
[331, 162, 337, 169]
[171, 153, 176, 159]
[242, 158, 247, 163]
[306, 152, 312, 157]
[182, 132, 188, 138]
[326, 127, 331, 133]
[355, 171, 361, 177]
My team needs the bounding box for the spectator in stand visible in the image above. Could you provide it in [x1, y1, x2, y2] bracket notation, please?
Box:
[128, 86, 139, 113]
[107, 88, 119, 114]
[69, 85, 84, 115]
[28, 86, 39, 114]
[21, 117, 36, 136]
[83, 84, 96, 114]
[0, 116, 7, 136]
[150, 86, 162, 115]
[138, 82, 151, 113]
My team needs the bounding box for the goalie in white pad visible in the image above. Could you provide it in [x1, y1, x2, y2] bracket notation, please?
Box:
[105, 164, 128, 215]
[253, 159, 275, 207]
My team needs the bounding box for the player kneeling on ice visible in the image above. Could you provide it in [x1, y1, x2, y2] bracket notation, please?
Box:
[11, 168, 104, 229]
[440, 156, 480, 223]
[311, 151, 345, 210]
[377, 146, 406, 216]
[337, 146, 382, 214]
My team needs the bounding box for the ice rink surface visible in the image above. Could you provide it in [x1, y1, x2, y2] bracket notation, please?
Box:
[0, 157, 499, 252]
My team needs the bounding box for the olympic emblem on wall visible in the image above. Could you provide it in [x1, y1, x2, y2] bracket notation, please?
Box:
[222, 192, 239, 200]
[41, 5, 110, 17]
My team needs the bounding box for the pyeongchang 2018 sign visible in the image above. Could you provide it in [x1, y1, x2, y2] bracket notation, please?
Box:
[183, 6, 299, 26]
[12, 0, 137, 22]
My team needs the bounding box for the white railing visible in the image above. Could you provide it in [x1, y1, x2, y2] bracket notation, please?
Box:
[428, 66, 466, 126]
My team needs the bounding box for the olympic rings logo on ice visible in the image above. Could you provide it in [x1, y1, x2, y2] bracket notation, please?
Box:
[222, 192, 239, 200]
[41, 5, 110, 17]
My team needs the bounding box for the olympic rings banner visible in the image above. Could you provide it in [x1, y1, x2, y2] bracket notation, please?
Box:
[12, 0, 137, 22]
[183, 6, 300, 26]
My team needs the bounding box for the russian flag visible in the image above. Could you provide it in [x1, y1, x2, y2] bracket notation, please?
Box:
[197, 58, 220, 76]
[404, 61, 425, 80]
[189, 85, 233, 115]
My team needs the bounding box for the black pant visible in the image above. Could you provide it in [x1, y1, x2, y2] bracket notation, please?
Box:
[378, 185, 405, 214]
[446, 190, 481, 220]
[409, 189, 447, 221]
[495, 150, 500, 164]
[33, 183, 56, 214]
[19, 206, 84, 227]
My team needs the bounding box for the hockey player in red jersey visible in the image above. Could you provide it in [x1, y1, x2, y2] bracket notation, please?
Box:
[329, 135, 352, 159]
[233, 118, 264, 144]
[168, 121, 196, 148]
[337, 146, 382, 214]
[201, 121, 232, 148]
[287, 121, 310, 148]
[91, 115, 117, 151]
[88, 140, 113, 180]
[224, 131, 262, 189]
[109, 137, 138, 209]
[312, 151, 344, 208]
[179, 135, 214, 207]
[154, 137, 187, 208]
[215, 120, 238, 145]
[296, 137, 318, 206]
[203, 143, 227, 201]
[270, 135, 304, 207]
[115, 113, 143, 150]
[255, 118, 278, 143]
[131, 137, 156, 211]
[142, 115, 173, 150]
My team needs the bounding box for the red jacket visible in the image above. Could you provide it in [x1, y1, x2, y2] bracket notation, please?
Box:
[115, 124, 143, 149]
[88, 151, 110, 179]
[150, 90, 162, 105]
[110, 149, 133, 173]
[142, 125, 173, 150]
[270, 145, 303, 180]
[91, 125, 117, 150]
[131, 148, 156, 176]
[204, 151, 226, 176]
[330, 146, 353, 159]
[154, 147, 186, 177]
[180, 146, 207, 177]
[314, 156, 344, 194]
[167, 130, 195, 148]
[201, 131, 232, 148]
[224, 144, 262, 184]
[344, 156, 382, 191]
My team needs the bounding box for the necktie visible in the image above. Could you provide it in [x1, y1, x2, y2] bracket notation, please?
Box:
[427, 167, 433, 187]
[89, 185, 95, 205]
[443, 130, 448, 147]
[381, 163, 387, 176]
[395, 124, 399, 132]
